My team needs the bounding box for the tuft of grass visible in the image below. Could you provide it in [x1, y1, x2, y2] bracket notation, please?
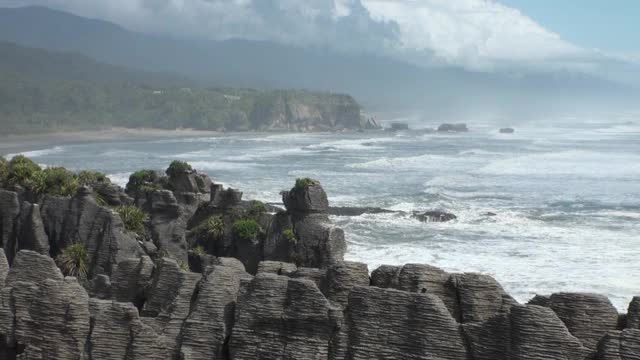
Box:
[282, 228, 297, 244]
[5, 155, 41, 188]
[166, 160, 193, 179]
[32, 167, 79, 197]
[178, 260, 189, 272]
[77, 170, 110, 186]
[56, 243, 88, 278]
[294, 177, 319, 190]
[192, 215, 224, 242]
[232, 219, 261, 242]
[126, 169, 161, 194]
[116, 205, 149, 235]
[247, 200, 267, 217]
[192, 245, 206, 256]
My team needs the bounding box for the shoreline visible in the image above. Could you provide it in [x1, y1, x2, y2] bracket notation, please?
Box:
[0, 127, 222, 153]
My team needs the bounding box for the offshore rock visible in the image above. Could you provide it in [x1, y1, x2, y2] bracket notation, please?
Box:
[547, 293, 620, 349]
[230, 273, 340, 359]
[438, 123, 469, 132]
[283, 183, 329, 214]
[412, 210, 457, 223]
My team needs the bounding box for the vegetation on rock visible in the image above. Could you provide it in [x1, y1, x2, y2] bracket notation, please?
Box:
[192, 245, 206, 256]
[283, 228, 297, 244]
[295, 177, 320, 189]
[77, 170, 110, 186]
[56, 243, 88, 278]
[116, 205, 149, 236]
[192, 215, 224, 242]
[232, 219, 261, 242]
[32, 166, 80, 196]
[126, 169, 162, 194]
[4, 155, 42, 188]
[166, 160, 193, 179]
[247, 200, 267, 217]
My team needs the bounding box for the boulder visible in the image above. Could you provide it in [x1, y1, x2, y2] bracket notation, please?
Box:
[370, 264, 402, 288]
[283, 183, 329, 213]
[547, 293, 619, 349]
[325, 261, 369, 307]
[595, 329, 640, 360]
[180, 265, 244, 359]
[412, 210, 457, 223]
[334, 286, 469, 360]
[229, 273, 340, 360]
[438, 123, 469, 132]
[627, 297, 640, 329]
[40, 190, 143, 277]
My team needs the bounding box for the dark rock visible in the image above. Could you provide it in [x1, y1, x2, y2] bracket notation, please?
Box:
[370, 264, 402, 288]
[88, 274, 111, 299]
[627, 297, 640, 329]
[187, 251, 217, 273]
[511, 305, 592, 359]
[111, 256, 154, 307]
[499, 127, 515, 134]
[397, 263, 460, 320]
[147, 190, 188, 263]
[16, 202, 49, 255]
[92, 181, 133, 207]
[528, 294, 551, 307]
[453, 272, 517, 323]
[547, 293, 619, 349]
[484, 212, 498, 217]
[212, 257, 247, 273]
[229, 273, 341, 359]
[334, 286, 469, 359]
[210, 184, 243, 208]
[325, 261, 369, 307]
[328, 206, 395, 216]
[0, 249, 8, 290]
[283, 183, 329, 214]
[595, 329, 640, 360]
[180, 264, 244, 359]
[257, 260, 297, 276]
[0, 190, 20, 263]
[289, 267, 327, 292]
[438, 123, 469, 132]
[5, 250, 63, 286]
[412, 210, 457, 223]
[88, 299, 143, 359]
[40, 191, 143, 277]
[290, 213, 346, 269]
[463, 309, 512, 360]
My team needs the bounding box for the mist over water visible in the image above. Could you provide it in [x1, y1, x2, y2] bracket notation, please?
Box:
[7, 114, 640, 310]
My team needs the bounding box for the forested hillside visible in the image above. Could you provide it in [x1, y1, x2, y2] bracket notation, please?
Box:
[0, 41, 362, 134]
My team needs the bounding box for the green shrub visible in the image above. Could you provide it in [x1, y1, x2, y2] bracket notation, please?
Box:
[232, 219, 261, 241]
[282, 228, 297, 244]
[192, 245, 206, 256]
[178, 260, 189, 272]
[77, 170, 110, 186]
[247, 200, 267, 217]
[56, 243, 88, 278]
[116, 205, 149, 235]
[33, 167, 79, 196]
[295, 177, 319, 189]
[126, 169, 161, 193]
[166, 160, 193, 179]
[192, 215, 224, 242]
[5, 155, 41, 187]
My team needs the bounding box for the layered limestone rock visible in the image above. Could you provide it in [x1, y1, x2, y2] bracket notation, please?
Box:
[596, 329, 640, 360]
[628, 297, 640, 330]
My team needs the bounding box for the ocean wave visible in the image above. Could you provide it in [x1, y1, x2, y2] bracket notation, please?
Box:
[348, 153, 478, 171]
[189, 160, 259, 171]
[106, 172, 132, 187]
[303, 137, 395, 152]
[6, 146, 65, 159]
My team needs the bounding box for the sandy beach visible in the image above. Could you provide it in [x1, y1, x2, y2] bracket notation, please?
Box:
[0, 128, 220, 154]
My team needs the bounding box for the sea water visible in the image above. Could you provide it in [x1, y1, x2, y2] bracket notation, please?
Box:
[6, 115, 640, 310]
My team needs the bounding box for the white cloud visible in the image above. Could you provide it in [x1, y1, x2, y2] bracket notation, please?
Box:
[6, 0, 637, 77]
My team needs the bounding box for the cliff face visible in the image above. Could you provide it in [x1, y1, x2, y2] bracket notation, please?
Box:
[0, 164, 638, 359]
[249, 91, 362, 132]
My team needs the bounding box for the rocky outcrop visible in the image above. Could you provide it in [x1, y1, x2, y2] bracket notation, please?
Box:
[595, 329, 640, 360]
[438, 123, 469, 132]
[627, 297, 640, 329]
[412, 210, 457, 223]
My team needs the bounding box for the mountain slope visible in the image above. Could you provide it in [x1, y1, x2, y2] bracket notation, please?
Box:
[0, 6, 632, 117]
[0, 41, 362, 134]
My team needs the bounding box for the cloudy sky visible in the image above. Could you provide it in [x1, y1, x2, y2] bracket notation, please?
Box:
[6, 0, 640, 80]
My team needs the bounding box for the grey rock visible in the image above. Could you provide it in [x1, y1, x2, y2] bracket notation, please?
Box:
[325, 261, 369, 307]
[283, 183, 329, 213]
[412, 210, 457, 223]
[212, 257, 247, 273]
[595, 329, 640, 360]
[16, 203, 49, 256]
[336, 286, 468, 360]
[499, 127, 515, 134]
[88, 299, 142, 360]
[40, 191, 143, 277]
[111, 256, 154, 307]
[93, 182, 133, 207]
[187, 251, 216, 273]
[453, 272, 517, 323]
[463, 310, 512, 360]
[438, 123, 469, 132]
[88, 274, 112, 299]
[147, 190, 188, 263]
[547, 293, 619, 349]
[370, 264, 402, 288]
[0, 190, 20, 263]
[0, 249, 9, 290]
[257, 260, 297, 276]
[180, 265, 243, 359]
[230, 273, 340, 360]
[290, 267, 327, 292]
[5, 250, 63, 286]
[210, 184, 243, 208]
[328, 206, 395, 216]
[627, 297, 640, 329]
[291, 213, 346, 269]
[510, 305, 592, 360]
[528, 294, 551, 307]
[397, 264, 459, 320]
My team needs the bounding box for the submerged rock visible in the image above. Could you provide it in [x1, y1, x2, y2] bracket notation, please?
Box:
[438, 123, 468, 132]
[412, 210, 457, 223]
[499, 127, 515, 134]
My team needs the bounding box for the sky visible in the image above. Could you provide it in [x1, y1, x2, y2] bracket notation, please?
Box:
[5, 0, 639, 82]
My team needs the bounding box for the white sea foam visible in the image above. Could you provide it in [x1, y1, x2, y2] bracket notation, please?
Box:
[6, 146, 65, 159]
[107, 172, 132, 188]
[189, 160, 259, 171]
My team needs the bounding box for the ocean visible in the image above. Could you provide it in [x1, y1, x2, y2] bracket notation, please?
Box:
[5, 114, 640, 310]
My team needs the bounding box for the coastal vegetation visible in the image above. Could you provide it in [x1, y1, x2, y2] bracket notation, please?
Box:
[232, 219, 261, 242]
[56, 243, 88, 278]
[116, 205, 149, 236]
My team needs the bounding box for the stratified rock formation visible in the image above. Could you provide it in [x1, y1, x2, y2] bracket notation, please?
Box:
[0, 161, 638, 359]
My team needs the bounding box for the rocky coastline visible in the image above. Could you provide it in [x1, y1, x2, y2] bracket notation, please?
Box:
[0, 158, 638, 359]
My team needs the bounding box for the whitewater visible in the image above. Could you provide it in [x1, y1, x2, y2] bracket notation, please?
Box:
[4, 115, 640, 310]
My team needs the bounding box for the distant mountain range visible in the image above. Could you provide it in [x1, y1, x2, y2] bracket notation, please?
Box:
[0, 6, 634, 118]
